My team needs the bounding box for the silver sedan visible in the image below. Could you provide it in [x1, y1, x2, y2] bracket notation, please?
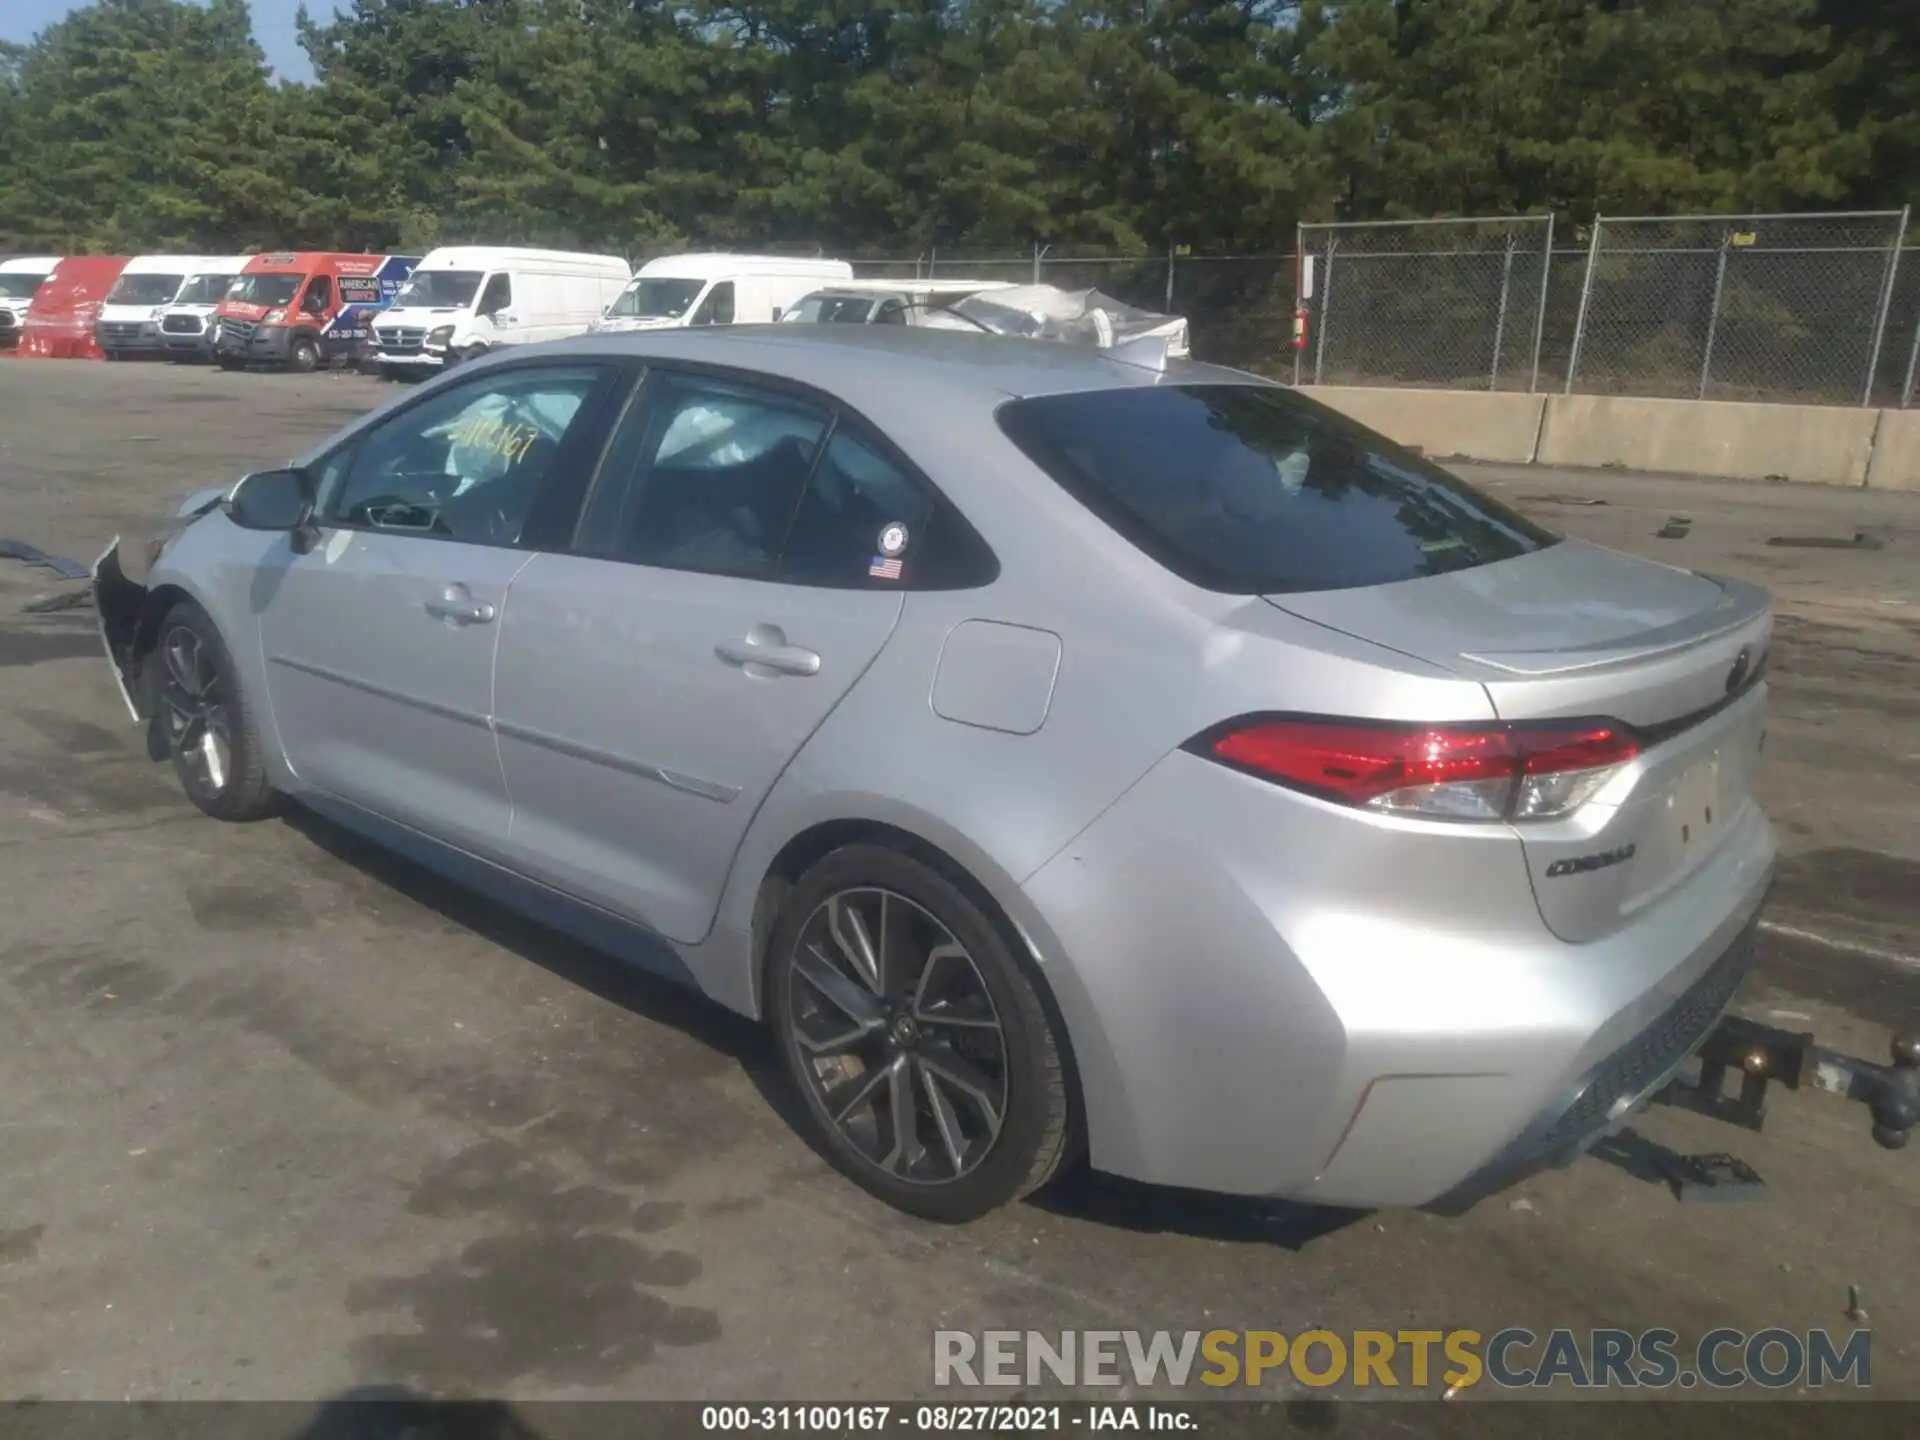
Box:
[93, 326, 1777, 1221]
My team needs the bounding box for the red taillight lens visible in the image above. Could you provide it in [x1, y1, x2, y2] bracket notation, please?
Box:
[1201, 719, 1640, 822]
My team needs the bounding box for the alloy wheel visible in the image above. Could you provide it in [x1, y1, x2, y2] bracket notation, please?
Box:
[159, 624, 232, 797]
[786, 888, 1009, 1185]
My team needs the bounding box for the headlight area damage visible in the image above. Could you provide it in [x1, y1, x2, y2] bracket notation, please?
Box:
[91, 485, 227, 726]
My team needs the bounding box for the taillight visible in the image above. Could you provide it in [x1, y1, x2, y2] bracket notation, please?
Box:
[1195, 718, 1641, 823]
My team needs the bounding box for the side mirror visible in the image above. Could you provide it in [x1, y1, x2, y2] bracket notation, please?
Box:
[224, 467, 315, 533]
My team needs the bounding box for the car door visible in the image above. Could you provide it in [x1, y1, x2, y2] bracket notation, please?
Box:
[491, 369, 930, 944]
[255, 359, 624, 856]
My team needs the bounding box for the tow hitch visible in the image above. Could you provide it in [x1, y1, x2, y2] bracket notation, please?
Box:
[1620, 1019, 1918, 1201]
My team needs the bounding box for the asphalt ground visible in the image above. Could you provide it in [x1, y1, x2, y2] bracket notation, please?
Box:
[0, 360, 1915, 1422]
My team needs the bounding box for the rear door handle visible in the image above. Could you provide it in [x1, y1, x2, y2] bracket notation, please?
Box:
[424, 583, 496, 626]
[716, 623, 821, 678]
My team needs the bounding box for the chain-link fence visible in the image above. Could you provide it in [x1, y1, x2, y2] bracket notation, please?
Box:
[847, 218, 1920, 407]
[1565, 210, 1910, 406]
[849, 249, 1297, 371]
[1292, 217, 1555, 392]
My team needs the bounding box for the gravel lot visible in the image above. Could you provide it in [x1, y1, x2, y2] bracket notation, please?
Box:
[0, 361, 1916, 1420]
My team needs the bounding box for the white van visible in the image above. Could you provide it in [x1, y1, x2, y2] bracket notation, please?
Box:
[97, 255, 223, 359]
[370, 246, 632, 375]
[592, 253, 853, 333]
[156, 255, 253, 359]
[0, 255, 59, 351]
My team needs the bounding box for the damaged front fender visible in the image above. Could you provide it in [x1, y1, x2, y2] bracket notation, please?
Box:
[91, 485, 228, 722]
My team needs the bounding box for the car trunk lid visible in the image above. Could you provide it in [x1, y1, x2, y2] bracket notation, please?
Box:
[1266, 541, 1773, 941]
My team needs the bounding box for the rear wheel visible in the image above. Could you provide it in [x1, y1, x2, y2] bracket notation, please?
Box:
[767, 844, 1073, 1222]
[288, 335, 321, 373]
[149, 600, 278, 822]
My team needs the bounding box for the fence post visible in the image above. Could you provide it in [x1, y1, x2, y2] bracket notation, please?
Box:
[1489, 233, 1516, 391]
[1293, 222, 1305, 387]
[1697, 228, 1732, 401]
[1565, 217, 1604, 394]
[1904, 308, 1920, 409]
[1313, 236, 1336, 386]
[1165, 241, 1176, 313]
[1528, 214, 1554, 394]
[1863, 205, 1909, 407]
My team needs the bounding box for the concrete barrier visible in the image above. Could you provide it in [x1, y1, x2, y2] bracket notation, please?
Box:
[1299, 386, 1547, 465]
[1537, 394, 1878, 487]
[1866, 408, 1920, 492]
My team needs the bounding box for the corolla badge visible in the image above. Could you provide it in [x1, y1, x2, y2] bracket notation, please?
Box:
[1545, 844, 1637, 879]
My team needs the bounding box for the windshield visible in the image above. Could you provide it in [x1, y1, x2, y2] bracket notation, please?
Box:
[394, 269, 483, 309]
[227, 273, 303, 307]
[0, 273, 49, 300]
[999, 384, 1558, 594]
[174, 273, 234, 305]
[783, 294, 878, 324]
[610, 277, 704, 319]
[106, 273, 185, 306]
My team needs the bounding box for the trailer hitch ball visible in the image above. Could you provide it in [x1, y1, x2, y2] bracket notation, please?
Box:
[1871, 1034, 1920, 1151]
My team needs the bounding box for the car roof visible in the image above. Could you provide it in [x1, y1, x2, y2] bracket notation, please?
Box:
[800, 278, 1019, 297]
[415, 246, 630, 273]
[541, 323, 1258, 402]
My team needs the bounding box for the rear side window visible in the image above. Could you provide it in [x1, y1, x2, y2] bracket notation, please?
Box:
[997, 385, 1558, 594]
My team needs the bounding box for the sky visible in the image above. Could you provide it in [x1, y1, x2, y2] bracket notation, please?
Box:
[2, 0, 348, 83]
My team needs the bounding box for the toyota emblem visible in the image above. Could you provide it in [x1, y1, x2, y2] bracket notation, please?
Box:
[1725, 646, 1752, 694]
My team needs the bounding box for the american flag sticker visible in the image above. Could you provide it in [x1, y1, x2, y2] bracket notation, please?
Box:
[869, 554, 904, 580]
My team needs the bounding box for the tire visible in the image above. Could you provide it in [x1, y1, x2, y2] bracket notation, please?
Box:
[767, 843, 1073, 1222]
[288, 335, 321, 373]
[217, 356, 245, 372]
[146, 599, 279, 822]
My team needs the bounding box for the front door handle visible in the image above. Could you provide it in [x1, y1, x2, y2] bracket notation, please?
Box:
[716, 623, 821, 678]
[424, 584, 496, 626]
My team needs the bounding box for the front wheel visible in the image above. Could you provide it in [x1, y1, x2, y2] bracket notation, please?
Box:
[767, 844, 1074, 1222]
[287, 335, 321, 373]
[216, 355, 245, 372]
[148, 600, 280, 822]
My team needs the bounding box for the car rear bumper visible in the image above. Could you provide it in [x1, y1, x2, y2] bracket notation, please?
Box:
[1019, 749, 1778, 1208]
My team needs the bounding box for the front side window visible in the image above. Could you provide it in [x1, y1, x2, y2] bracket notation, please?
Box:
[690, 281, 735, 327]
[478, 273, 512, 315]
[873, 300, 909, 325]
[577, 375, 829, 577]
[998, 384, 1559, 594]
[106, 273, 185, 306]
[323, 365, 606, 547]
[301, 276, 332, 314]
[610, 277, 704, 319]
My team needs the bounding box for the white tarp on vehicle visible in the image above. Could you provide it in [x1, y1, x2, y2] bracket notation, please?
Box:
[936, 284, 1191, 368]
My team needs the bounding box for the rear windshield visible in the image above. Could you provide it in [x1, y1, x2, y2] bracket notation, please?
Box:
[997, 384, 1558, 594]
